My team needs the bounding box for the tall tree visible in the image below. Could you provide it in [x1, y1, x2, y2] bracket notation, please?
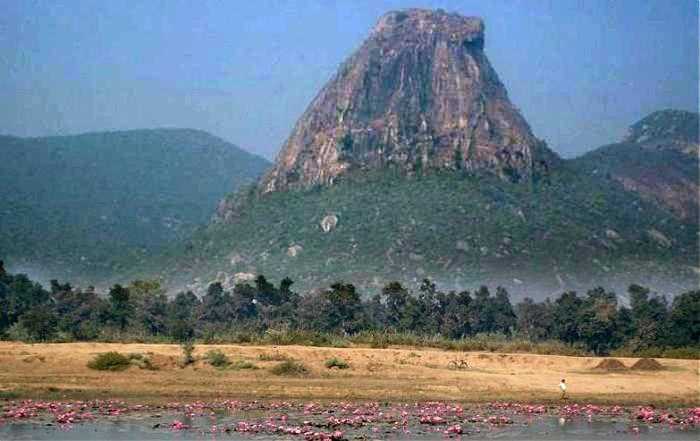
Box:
[667, 290, 700, 347]
[516, 297, 553, 340]
[470, 286, 494, 334]
[552, 291, 582, 344]
[381, 281, 410, 330]
[108, 284, 134, 331]
[628, 284, 668, 349]
[128, 280, 168, 335]
[577, 287, 619, 355]
[53, 284, 103, 340]
[492, 287, 517, 334]
[200, 282, 234, 326]
[441, 291, 471, 338]
[167, 291, 200, 341]
[320, 282, 363, 334]
[20, 304, 58, 341]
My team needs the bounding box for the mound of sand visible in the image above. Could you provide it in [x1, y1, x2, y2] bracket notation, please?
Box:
[631, 358, 664, 371]
[594, 358, 627, 371]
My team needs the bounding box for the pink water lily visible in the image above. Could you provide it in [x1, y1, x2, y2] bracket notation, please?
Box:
[169, 419, 189, 430]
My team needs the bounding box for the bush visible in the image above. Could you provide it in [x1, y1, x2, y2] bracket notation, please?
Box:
[180, 342, 195, 367]
[87, 352, 131, 371]
[231, 359, 258, 370]
[324, 357, 350, 369]
[5, 322, 30, 342]
[127, 353, 159, 370]
[611, 345, 700, 360]
[270, 359, 308, 376]
[204, 349, 231, 368]
[662, 347, 700, 360]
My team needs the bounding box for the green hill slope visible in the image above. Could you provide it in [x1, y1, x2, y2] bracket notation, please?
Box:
[146, 164, 697, 299]
[0, 129, 270, 284]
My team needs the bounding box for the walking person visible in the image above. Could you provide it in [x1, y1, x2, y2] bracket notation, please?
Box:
[559, 378, 568, 400]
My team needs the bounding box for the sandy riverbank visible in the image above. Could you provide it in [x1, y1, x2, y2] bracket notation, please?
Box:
[0, 342, 697, 405]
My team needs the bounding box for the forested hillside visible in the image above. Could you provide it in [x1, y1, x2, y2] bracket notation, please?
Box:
[0, 129, 269, 284]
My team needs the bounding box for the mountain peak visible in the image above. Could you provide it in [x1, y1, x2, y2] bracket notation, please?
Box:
[258, 9, 554, 194]
[624, 109, 699, 149]
[372, 9, 485, 49]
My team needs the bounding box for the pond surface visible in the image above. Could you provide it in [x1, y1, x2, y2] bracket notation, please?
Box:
[1, 401, 698, 440]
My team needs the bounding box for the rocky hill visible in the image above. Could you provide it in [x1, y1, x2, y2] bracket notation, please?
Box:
[0, 129, 269, 284]
[217, 9, 556, 221]
[573, 110, 699, 220]
[148, 10, 697, 299]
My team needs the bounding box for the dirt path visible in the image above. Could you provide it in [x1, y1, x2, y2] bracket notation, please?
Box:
[0, 342, 697, 405]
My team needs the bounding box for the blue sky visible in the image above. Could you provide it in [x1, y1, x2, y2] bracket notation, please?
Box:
[1, 0, 697, 159]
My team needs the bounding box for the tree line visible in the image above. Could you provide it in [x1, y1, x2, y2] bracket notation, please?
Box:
[0, 261, 697, 355]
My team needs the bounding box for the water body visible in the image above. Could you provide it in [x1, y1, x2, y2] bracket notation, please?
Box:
[1, 412, 698, 440]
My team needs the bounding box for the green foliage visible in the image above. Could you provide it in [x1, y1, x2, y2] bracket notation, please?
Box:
[454, 148, 463, 170]
[87, 352, 131, 371]
[5, 322, 30, 342]
[0, 129, 270, 285]
[324, 357, 350, 369]
[108, 284, 133, 331]
[338, 133, 354, 154]
[667, 290, 700, 347]
[611, 345, 700, 360]
[19, 305, 57, 341]
[180, 342, 196, 367]
[660, 347, 700, 360]
[204, 349, 231, 368]
[270, 359, 309, 376]
[151, 167, 696, 299]
[0, 264, 696, 359]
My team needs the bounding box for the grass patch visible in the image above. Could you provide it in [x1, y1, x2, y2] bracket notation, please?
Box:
[231, 359, 258, 370]
[204, 350, 231, 369]
[0, 389, 21, 399]
[127, 353, 159, 370]
[270, 359, 308, 376]
[258, 352, 290, 362]
[324, 357, 350, 369]
[87, 352, 131, 371]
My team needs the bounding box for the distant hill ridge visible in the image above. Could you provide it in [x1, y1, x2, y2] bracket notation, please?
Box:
[0, 128, 270, 284]
[574, 109, 699, 220]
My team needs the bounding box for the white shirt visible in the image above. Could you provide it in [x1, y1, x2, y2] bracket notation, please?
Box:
[559, 382, 567, 391]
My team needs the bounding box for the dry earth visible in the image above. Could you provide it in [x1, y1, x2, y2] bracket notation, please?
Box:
[0, 342, 697, 405]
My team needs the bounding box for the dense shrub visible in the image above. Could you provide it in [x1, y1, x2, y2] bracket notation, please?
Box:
[204, 349, 231, 368]
[87, 352, 131, 371]
[180, 342, 196, 367]
[611, 345, 700, 360]
[270, 359, 308, 376]
[662, 347, 700, 360]
[324, 357, 350, 369]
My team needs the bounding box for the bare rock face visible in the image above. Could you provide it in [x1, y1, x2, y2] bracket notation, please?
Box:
[233, 272, 256, 284]
[259, 9, 555, 194]
[625, 110, 699, 155]
[320, 214, 338, 232]
[612, 110, 698, 220]
[646, 229, 672, 248]
[287, 244, 303, 257]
